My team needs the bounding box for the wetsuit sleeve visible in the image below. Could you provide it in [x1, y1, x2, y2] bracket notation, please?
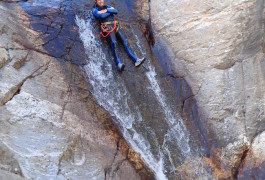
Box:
[92, 8, 111, 19]
[106, 5, 118, 14]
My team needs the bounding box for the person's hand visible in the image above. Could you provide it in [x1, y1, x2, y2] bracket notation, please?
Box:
[98, 9, 107, 14]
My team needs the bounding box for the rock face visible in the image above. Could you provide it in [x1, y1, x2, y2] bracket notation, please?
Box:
[238, 131, 265, 178]
[2, 0, 264, 178]
[147, 0, 265, 177]
[0, 2, 150, 179]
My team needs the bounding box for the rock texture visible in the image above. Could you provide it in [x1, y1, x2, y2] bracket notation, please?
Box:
[238, 131, 265, 178]
[142, 0, 265, 178]
[0, 2, 151, 179]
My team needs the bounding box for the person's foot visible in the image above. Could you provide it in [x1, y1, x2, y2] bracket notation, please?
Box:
[135, 57, 146, 67]
[117, 63, 125, 72]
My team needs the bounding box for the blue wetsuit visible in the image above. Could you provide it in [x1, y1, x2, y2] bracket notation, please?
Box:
[92, 4, 138, 66]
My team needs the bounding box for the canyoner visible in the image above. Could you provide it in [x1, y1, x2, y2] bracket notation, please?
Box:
[92, 0, 146, 72]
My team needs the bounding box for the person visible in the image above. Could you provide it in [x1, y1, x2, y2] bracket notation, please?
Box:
[92, 0, 145, 72]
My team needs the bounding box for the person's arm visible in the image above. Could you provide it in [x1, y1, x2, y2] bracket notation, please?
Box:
[92, 8, 111, 19]
[106, 5, 118, 14]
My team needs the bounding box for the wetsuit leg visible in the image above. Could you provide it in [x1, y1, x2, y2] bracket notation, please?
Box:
[116, 27, 137, 62]
[107, 31, 122, 65]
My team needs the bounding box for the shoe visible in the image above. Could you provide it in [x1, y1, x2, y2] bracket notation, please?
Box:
[135, 57, 146, 67]
[118, 63, 125, 72]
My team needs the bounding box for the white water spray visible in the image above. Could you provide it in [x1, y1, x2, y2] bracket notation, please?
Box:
[75, 16, 167, 180]
[132, 30, 191, 158]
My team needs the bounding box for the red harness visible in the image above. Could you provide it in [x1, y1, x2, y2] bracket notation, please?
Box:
[100, 21, 118, 38]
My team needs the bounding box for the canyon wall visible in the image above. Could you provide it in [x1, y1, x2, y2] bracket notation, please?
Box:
[137, 0, 265, 177]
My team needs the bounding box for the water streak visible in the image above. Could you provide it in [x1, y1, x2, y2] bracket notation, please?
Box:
[75, 16, 167, 180]
[132, 30, 191, 158]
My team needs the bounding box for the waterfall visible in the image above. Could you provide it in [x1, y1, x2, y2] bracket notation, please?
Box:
[76, 14, 197, 179]
[75, 16, 167, 180]
[132, 29, 192, 168]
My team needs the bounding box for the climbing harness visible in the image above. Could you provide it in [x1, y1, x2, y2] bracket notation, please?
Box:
[100, 21, 119, 38]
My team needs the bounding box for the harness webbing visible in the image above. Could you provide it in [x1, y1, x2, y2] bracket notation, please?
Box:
[100, 21, 119, 38]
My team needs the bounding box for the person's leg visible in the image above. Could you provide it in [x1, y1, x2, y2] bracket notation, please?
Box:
[116, 27, 138, 62]
[107, 32, 122, 65]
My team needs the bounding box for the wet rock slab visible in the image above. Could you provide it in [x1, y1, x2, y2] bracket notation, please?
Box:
[0, 1, 152, 179]
[19, 1, 87, 65]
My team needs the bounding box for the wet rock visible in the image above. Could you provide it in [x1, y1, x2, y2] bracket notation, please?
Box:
[144, 0, 265, 177]
[0, 2, 151, 179]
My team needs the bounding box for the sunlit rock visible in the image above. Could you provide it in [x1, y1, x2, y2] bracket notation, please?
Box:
[148, 0, 265, 177]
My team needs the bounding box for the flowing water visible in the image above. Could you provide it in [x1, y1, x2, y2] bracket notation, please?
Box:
[76, 16, 167, 179]
[16, 0, 265, 179]
[19, 0, 209, 179]
[75, 8, 205, 178]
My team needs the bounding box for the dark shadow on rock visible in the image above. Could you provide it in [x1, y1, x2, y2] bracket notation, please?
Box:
[151, 34, 212, 157]
[18, 1, 154, 179]
[238, 161, 265, 180]
[19, 1, 87, 65]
